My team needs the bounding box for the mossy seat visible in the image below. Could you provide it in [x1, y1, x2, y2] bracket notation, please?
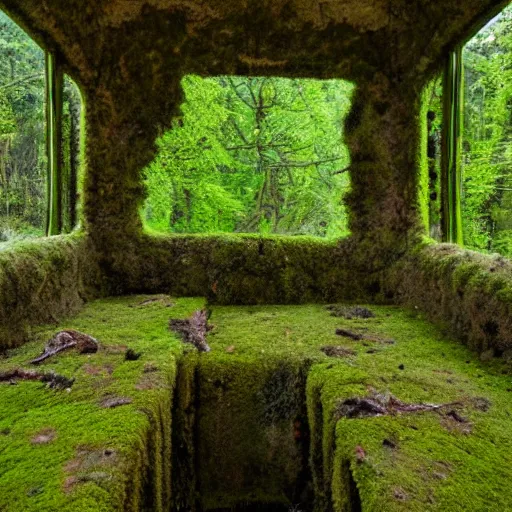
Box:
[0, 296, 203, 512]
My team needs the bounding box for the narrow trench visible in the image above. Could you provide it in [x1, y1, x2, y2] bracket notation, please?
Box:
[169, 353, 362, 512]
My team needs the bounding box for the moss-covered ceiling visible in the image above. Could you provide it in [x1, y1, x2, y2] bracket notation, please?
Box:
[0, 0, 507, 86]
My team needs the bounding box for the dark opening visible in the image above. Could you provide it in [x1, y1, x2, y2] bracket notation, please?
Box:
[346, 464, 362, 512]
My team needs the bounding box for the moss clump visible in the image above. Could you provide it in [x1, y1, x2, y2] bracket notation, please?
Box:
[205, 303, 512, 511]
[0, 295, 203, 512]
[114, 233, 376, 304]
[389, 242, 512, 355]
[0, 234, 98, 351]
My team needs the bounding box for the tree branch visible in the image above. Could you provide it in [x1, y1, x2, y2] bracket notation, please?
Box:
[0, 73, 44, 90]
[268, 156, 345, 169]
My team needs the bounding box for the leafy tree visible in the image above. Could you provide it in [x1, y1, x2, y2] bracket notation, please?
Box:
[144, 75, 354, 238]
[0, 10, 46, 240]
[462, 5, 512, 255]
[0, 11, 82, 243]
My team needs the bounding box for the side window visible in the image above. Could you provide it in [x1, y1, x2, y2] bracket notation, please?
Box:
[0, 11, 46, 243]
[0, 11, 83, 245]
[439, 4, 512, 257]
[461, 5, 512, 257]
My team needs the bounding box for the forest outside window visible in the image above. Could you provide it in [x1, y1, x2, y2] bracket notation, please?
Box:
[432, 4, 512, 257]
[461, 4, 512, 258]
[0, 11, 83, 246]
[453, 4, 512, 257]
[143, 76, 355, 239]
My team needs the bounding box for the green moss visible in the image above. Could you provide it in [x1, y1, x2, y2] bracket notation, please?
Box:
[199, 302, 512, 511]
[0, 295, 203, 511]
[0, 234, 97, 351]
[418, 82, 431, 233]
[304, 305, 512, 510]
[115, 233, 374, 305]
[389, 243, 512, 354]
[4, 296, 512, 511]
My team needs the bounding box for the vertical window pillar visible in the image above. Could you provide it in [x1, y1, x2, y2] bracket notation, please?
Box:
[441, 48, 464, 244]
[45, 51, 64, 236]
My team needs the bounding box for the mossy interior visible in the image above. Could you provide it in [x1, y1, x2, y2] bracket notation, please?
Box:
[0, 0, 511, 510]
[3, 295, 512, 511]
[0, 296, 202, 512]
[0, 0, 509, 360]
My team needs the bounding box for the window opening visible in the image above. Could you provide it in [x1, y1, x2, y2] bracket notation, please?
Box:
[143, 76, 355, 239]
[425, 75, 443, 241]
[0, 11, 46, 244]
[0, 11, 83, 245]
[460, 4, 512, 255]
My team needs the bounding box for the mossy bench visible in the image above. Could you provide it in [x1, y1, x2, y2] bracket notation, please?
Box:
[0, 296, 202, 512]
[1, 297, 512, 511]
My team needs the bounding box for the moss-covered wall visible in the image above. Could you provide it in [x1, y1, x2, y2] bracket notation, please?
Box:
[0, 0, 503, 253]
[387, 242, 512, 357]
[0, 0, 510, 354]
[0, 235, 98, 350]
[112, 234, 387, 304]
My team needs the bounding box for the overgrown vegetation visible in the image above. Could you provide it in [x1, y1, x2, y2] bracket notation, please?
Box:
[0, 12, 82, 244]
[144, 76, 354, 238]
[462, 4, 512, 256]
[0, 295, 202, 512]
[0, 11, 45, 241]
[425, 77, 443, 241]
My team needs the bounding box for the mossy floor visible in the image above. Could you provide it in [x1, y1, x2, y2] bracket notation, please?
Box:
[207, 304, 512, 511]
[1, 297, 512, 511]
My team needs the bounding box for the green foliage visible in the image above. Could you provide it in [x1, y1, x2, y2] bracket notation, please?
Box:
[0, 12, 82, 242]
[462, 5, 512, 256]
[0, 89, 15, 136]
[0, 11, 46, 240]
[424, 77, 443, 240]
[144, 75, 354, 238]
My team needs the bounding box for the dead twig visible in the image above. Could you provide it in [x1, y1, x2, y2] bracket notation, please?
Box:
[30, 330, 99, 365]
[169, 309, 212, 353]
[0, 368, 75, 390]
[336, 389, 463, 419]
[321, 346, 356, 358]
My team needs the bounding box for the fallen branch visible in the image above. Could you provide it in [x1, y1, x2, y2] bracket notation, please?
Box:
[101, 396, 132, 409]
[336, 389, 462, 420]
[0, 368, 75, 390]
[321, 346, 356, 358]
[169, 310, 212, 352]
[31, 330, 99, 365]
[335, 329, 364, 341]
[327, 305, 375, 319]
